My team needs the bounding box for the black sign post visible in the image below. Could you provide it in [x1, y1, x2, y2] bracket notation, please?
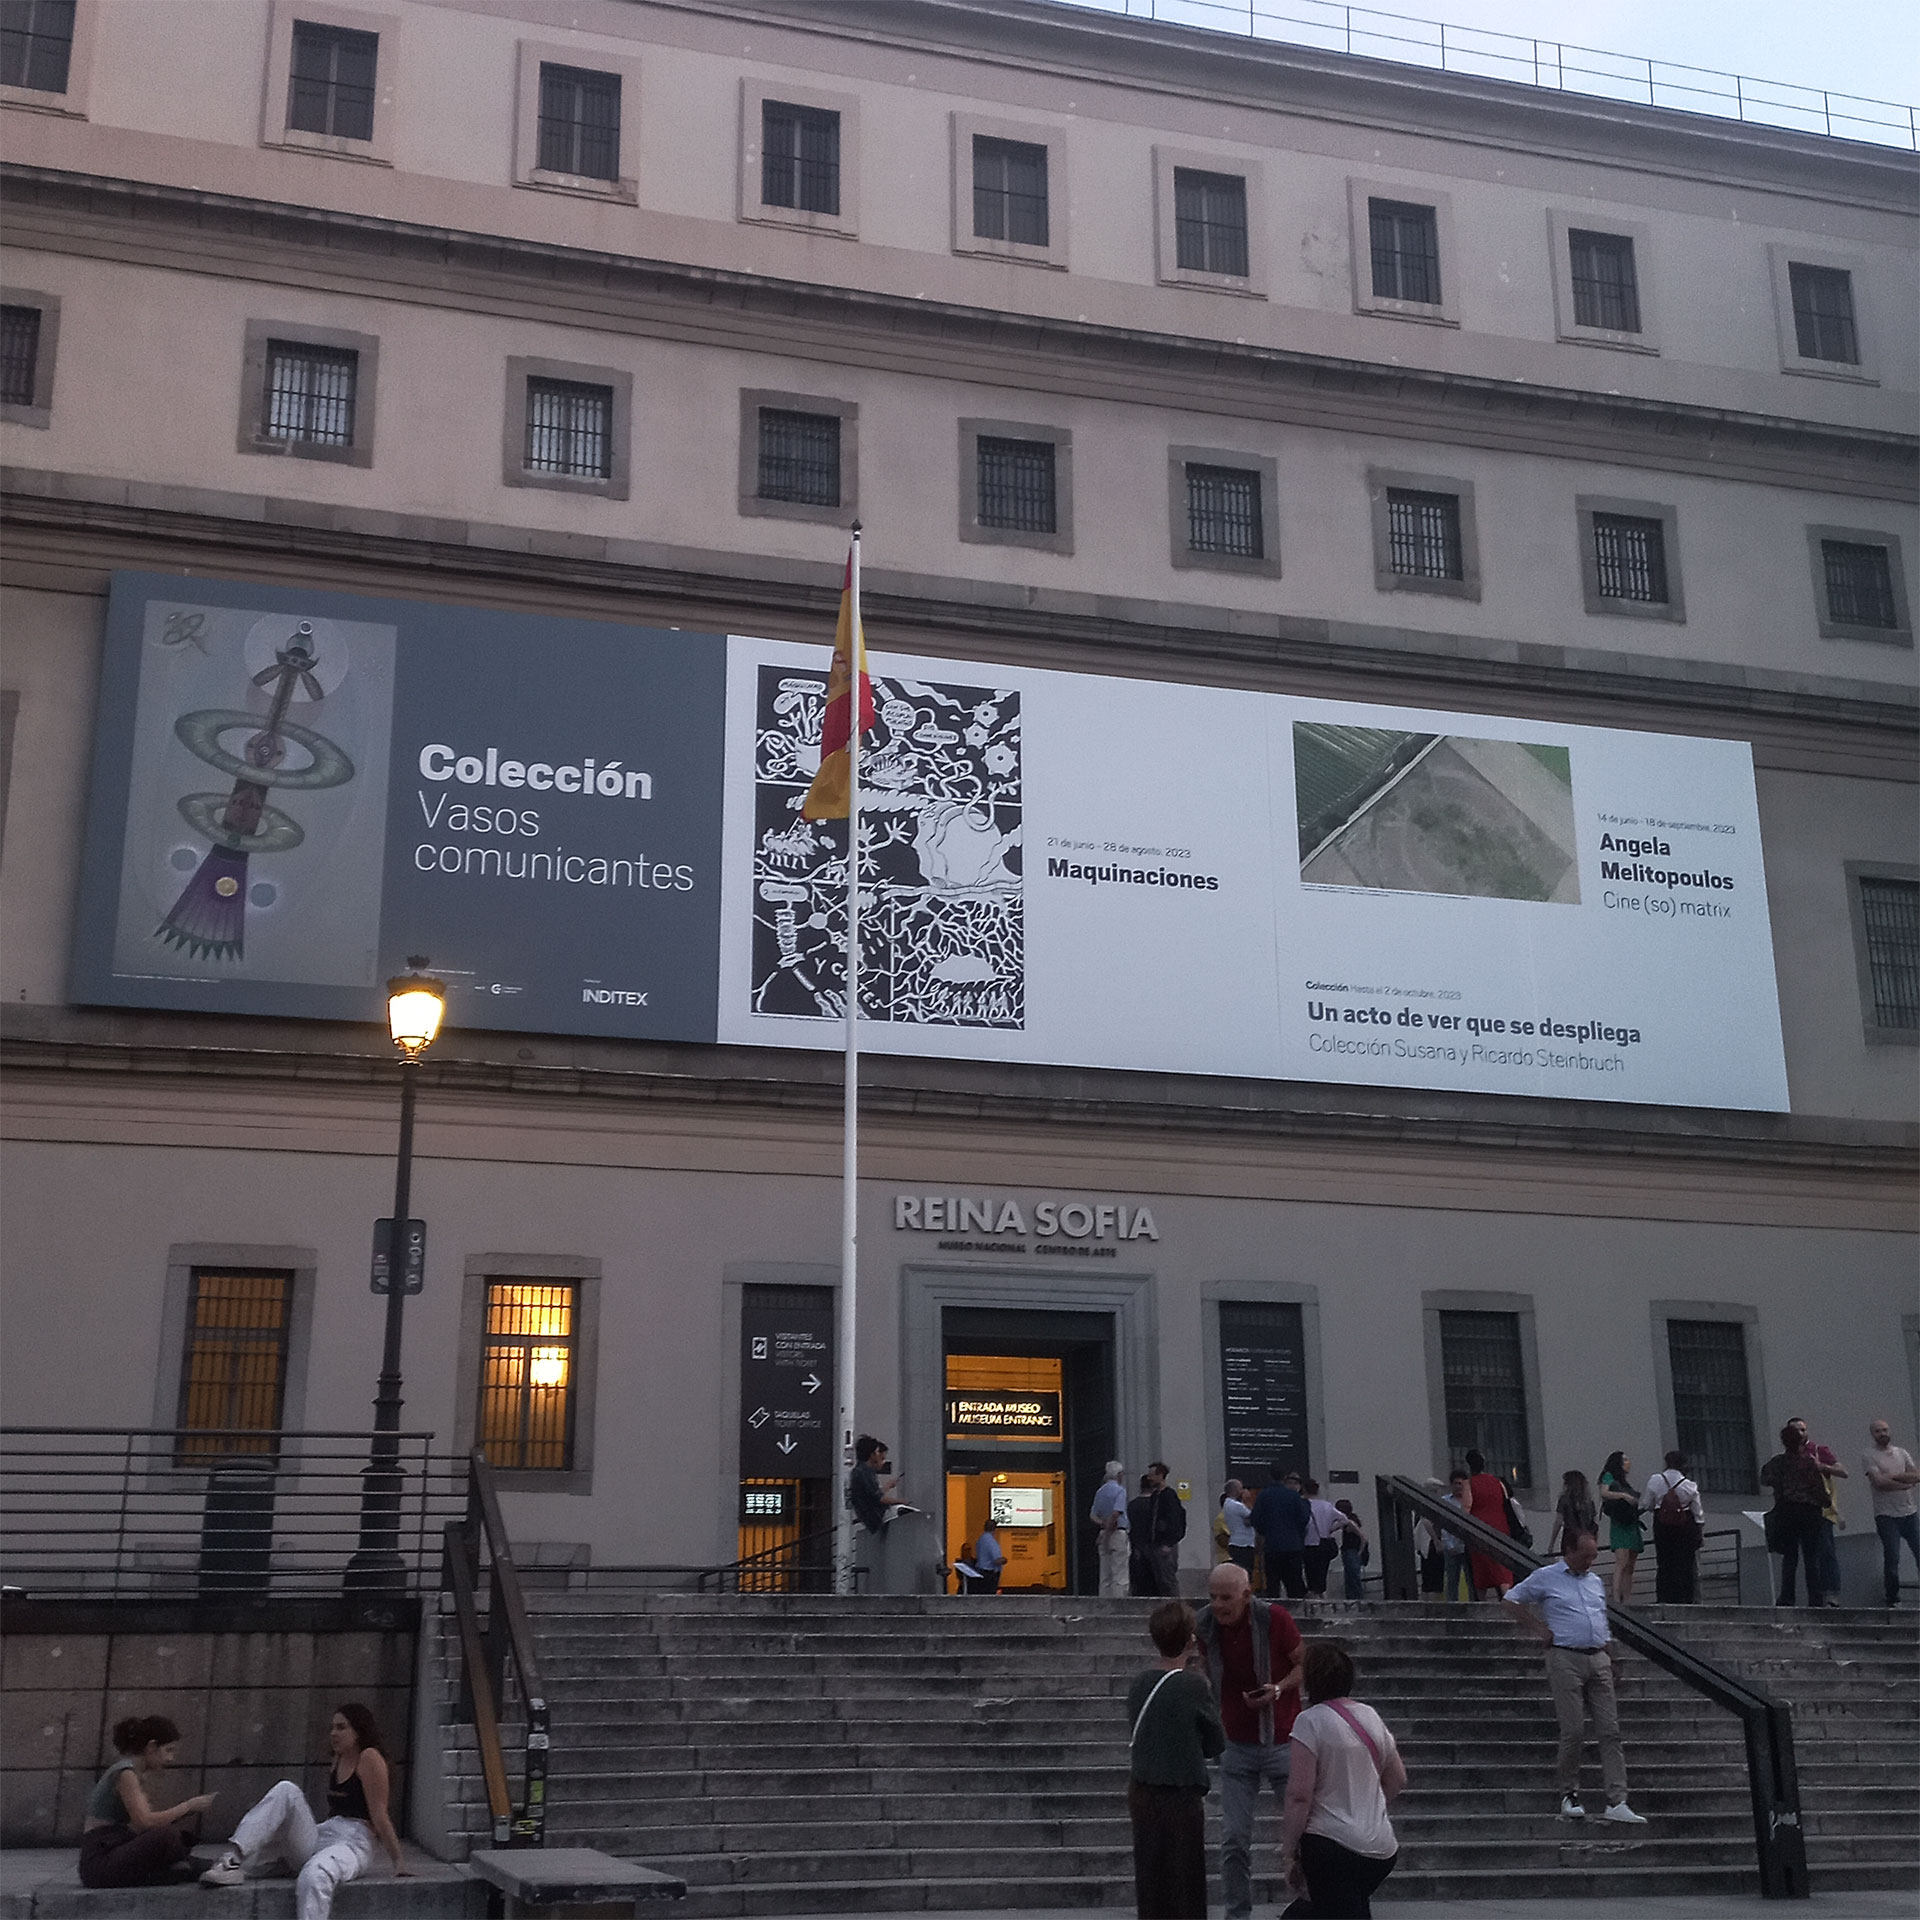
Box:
[739, 1301, 834, 1478]
[369, 1217, 425, 1296]
[1220, 1301, 1308, 1486]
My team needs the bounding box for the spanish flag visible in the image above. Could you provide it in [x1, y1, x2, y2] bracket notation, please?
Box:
[801, 541, 875, 821]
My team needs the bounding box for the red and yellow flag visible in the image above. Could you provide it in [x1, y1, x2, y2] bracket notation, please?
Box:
[801, 546, 875, 821]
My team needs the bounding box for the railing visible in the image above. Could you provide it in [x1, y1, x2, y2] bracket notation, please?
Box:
[442, 1451, 548, 1847]
[1061, 0, 1919, 149]
[697, 1523, 843, 1594]
[1376, 1474, 1809, 1900]
[0, 1427, 462, 1601]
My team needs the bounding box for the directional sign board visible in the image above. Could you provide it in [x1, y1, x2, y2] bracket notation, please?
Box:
[370, 1217, 425, 1295]
[739, 1298, 833, 1478]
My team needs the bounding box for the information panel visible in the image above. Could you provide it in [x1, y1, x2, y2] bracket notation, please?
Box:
[1219, 1302, 1309, 1487]
[738, 1298, 834, 1478]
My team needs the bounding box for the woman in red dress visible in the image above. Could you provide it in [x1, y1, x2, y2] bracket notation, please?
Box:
[1462, 1449, 1515, 1597]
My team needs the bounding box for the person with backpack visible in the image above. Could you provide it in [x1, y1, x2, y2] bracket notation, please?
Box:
[1123, 1599, 1225, 1918]
[1642, 1450, 1706, 1604]
[1760, 1423, 1830, 1606]
[1147, 1461, 1188, 1596]
[1334, 1500, 1370, 1600]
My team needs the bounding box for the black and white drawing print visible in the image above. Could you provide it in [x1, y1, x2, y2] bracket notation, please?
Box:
[751, 664, 1023, 1028]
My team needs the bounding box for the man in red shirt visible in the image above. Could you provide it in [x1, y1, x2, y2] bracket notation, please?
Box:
[1193, 1562, 1305, 1920]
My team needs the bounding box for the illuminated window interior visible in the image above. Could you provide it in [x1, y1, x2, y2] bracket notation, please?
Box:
[480, 1281, 576, 1470]
[945, 1353, 1062, 1393]
[176, 1269, 292, 1458]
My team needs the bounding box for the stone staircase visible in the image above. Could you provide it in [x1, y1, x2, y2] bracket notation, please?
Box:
[423, 1594, 1917, 1913]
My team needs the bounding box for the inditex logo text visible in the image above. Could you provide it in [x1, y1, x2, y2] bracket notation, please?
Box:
[583, 985, 649, 1006]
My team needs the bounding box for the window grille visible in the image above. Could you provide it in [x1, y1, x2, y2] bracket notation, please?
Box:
[537, 63, 620, 180]
[1174, 169, 1249, 277]
[0, 304, 40, 407]
[757, 408, 840, 506]
[972, 136, 1048, 247]
[1821, 540, 1898, 629]
[977, 435, 1056, 533]
[1385, 488, 1462, 580]
[175, 1271, 292, 1460]
[1788, 263, 1859, 364]
[480, 1281, 577, 1471]
[1186, 464, 1262, 558]
[1667, 1320, 1758, 1495]
[287, 20, 378, 142]
[1592, 512, 1670, 603]
[1, 0, 74, 91]
[1368, 199, 1440, 305]
[1569, 229, 1640, 332]
[525, 378, 612, 479]
[263, 341, 357, 447]
[1859, 876, 1920, 1030]
[761, 101, 840, 215]
[1438, 1309, 1531, 1486]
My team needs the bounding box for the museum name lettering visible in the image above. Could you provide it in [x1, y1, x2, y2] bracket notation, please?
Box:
[895, 1195, 1160, 1241]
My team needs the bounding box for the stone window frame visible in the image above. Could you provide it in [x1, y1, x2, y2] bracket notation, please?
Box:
[1365, 465, 1481, 602]
[455, 1253, 601, 1495]
[1766, 242, 1878, 385]
[738, 77, 860, 241]
[1200, 1281, 1327, 1505]
[237, 319, 379, 467]
[1845, 860, 1920, 1047]
[509, 40, 641, 206]
[1806, 524, 1912, 647]
[1166, 444, 1281, 577]
[737, 388, 859, 526]
[1545, 208, 1659, 356]
[501, 354, 631, 499]
[1420, 1289, 1548, 1498]
[0, 0, 100, 119]
[950, 112, 1069, 271]
[1347, 178, 1461, 328]
[1648, 1300, 1770, 1507]
[1575, 493, 1686, 624]
[0, 288, 60, 429]
[1151, 145, 1268, 298]
[958, 416, 1073, 556]
[260, 0, 399, 168]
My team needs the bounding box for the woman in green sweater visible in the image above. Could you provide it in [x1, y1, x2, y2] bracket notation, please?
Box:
[79, 1715, 215, 1888]
[1124, 1600, 1226, 1919]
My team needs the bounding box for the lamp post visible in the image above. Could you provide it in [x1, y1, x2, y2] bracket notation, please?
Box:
[347, 957, 446, 1590]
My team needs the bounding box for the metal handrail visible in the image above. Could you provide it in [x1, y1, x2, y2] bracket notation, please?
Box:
[1376, 1473, 1808, 1900]
[696, 1522, 844, 1594]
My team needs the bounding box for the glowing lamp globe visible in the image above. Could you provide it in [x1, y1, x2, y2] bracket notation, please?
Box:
[386, 961, 447, 1059]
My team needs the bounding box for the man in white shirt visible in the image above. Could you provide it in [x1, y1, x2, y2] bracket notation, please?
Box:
[1862, 1418, 1920, 1609]
[1504, 1531, 1647, 1825]
[1221, 1480, 1256, 1573]
[1091, 1460, 1130, 1598]
[1641, 1449, 1707, 1605]
[973, 1518, 1005, 1593]
[1303, 1480, 1343, 1597]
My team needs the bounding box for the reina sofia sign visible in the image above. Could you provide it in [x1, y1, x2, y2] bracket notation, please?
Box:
[893, 1194, 1160, 1242]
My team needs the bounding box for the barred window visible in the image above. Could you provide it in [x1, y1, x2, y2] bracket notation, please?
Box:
[480, 1281, 577, 1471]
[1, 0, 75, 92]
[287, 20, 378, 142]
[525, 378, 612, 479]
[762, 101, 839, 216]
[758, 408, 840, 506]
[1667, 1320, 1758, 1495]
[977, 435, 1055, 534]
[1569, 229, 1640, 333]
[176, 1270, 292, 1460]
[1822, 540, 1898, 630]
[0, 304, 41, 407]
[1859, 876, 1919, 1030]
[263, 341, 357, 447]
[1369, 199, 1440, 305]
[1174, 169, 1249, 278]
[972, 136, 1048, 247]
[1789, 263, 1859, 365]
[1186, 464, 1262, 558]
[537, 64, 620, 180]
[1439, 1310, 1531, 1487]
[1385, 488, 1461, 580]
[1592, 512, 1669, 604]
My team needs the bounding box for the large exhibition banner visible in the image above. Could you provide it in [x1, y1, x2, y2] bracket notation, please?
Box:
[73, 573, 1790, 1111]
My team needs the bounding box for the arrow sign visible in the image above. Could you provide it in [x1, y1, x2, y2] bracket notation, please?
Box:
[801, 1373, 823, 1394]
[739, 1300, 834, 1478]
[748, 1407, 771, 1430]
[777, 1434, 798, 1455]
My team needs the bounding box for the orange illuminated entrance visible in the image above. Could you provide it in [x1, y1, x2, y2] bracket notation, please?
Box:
[944, 1353, 1068, 1591]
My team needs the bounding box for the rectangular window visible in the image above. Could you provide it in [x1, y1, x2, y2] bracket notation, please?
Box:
[1, 0, 74, 91]
[524, 377, 612, 479]
[1174, 168, 1249, 277]
[287, 20, 378, 141]
[1569, 229, 1640, 333]
[175, 1270, 292, 1459]
[1368, 198, 1440, 305]
[1789, 262, 1859, 365]
[0, 304, 41, 407]
[1385, 488, 1462, 580]
[1667, 1320, 1758, 1495]
[1591, 512, 1670, 604]
[1186, 464, 1263, 558]
[1438, 1309, 1531, 1486]
[758, 407, 840, 506]
[480, 1280, 577, 1471]
[263, 340, 357, 447]
[972, 135, 1048, 247]
[977, 435, 1056, 533]
[762, 100, 840, 215]
[537, 63, 620, 180]
[1822, 540, 1899, 630]
[1859, 876, 1920, 1030]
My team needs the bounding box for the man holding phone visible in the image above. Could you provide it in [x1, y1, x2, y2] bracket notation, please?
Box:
[1192, 1562, 1305, 1920]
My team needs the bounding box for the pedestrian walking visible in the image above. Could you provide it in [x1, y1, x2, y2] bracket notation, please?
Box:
[1147, 1462, 1188, 1596]
[1250, 1466, 1312, 1600]
[1124, 1599, 1225, 1919]
[1279, 1642, 1405, 1919]
[1597, 1451, 1643, 1606]
[1221, 1480, 1257, 1574]
[973, 1517, 1005, 1593]
[1503, 1531, 1648, 1827]
[1549, 1470, 1598, 1556]
[1303, 1479, 1342, 1597]
[1441, 1470, 1476, 1602]
[1129, 1475, 1162, 1596]
[1788, 1418, 1847, 1607]
[1093, 1459, 1131, 1598]
[1194, 1562, 1306, 1920]
[1761, 1423, 1830, 1607]
[1463, 1450, 1517, 1598]
[1334, 1501, 1369, 1601]
[1862, 1417, 1920, 1608]
[1642, 1451, 1705, 1605]
[79, 1715, 215, 1889]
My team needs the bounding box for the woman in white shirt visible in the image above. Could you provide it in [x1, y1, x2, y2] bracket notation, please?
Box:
[1279, 1642, 1406, 1917]
[1221, 1480, 1257, 1573]
[1640, 1449, 1706, 1605]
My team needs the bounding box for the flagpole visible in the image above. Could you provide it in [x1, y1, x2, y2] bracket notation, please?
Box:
[834, 523, 863, 1597]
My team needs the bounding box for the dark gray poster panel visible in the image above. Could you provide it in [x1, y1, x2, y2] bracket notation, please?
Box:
[71, 573, 726, 1041]
[738, 1300, 834, 1478]
[1220, 1300, 1308, 1488]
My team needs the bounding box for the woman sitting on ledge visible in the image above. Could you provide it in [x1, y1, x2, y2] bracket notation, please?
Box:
[79, 1713, 216, 1888]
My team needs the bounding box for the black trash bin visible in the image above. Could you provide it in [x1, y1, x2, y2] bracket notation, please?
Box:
[198, 1465, 277, 1594]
